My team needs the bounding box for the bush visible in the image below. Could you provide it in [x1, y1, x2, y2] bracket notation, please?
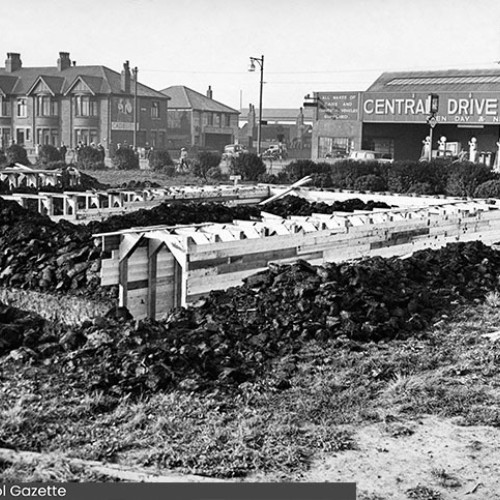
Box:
[230, 153, 266, 181]
[193, 152, 222, 180]
[5, 144, 29, 166]
[285, 160, 332, 182]
[206, 166, 226, 180]
[353, 174, 387, 192]
[77, 146, 105, 170]
[473, 179, 500, 199]
[112, 147, 139, 170]
[37, 145, 61, 166]
[445, 162, 497, 198]
[149, 149, 174, 171]
[387, 160, 449, 195]
[257, 173, 279, 184]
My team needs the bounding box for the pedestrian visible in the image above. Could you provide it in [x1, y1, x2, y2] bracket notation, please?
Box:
[59, 143, 67, 163]
[178, 148, 188, 173]
[97, 143, 105, 161]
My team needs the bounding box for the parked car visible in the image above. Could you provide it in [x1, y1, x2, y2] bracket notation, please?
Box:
[263, 144, 288, 160]
[349, 150, 393, 163]
[222, 144, 247, 161]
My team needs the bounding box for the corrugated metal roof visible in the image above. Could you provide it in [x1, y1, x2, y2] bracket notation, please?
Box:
[367, 69, 500, 92]
[161, 85, 239, 114]
[0, 65, 168, 99]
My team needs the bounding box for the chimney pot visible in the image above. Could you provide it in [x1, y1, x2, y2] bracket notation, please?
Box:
[57, 52, 71, 71]
[207, 85, 213, 99]
[5, 52, 22, 72]
[121, 61, 131, 93]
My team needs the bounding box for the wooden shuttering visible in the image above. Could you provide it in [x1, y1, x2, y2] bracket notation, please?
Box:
[97, 200, 500, 320]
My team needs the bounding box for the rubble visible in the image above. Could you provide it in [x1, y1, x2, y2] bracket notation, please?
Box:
[3, 240, 498, 398]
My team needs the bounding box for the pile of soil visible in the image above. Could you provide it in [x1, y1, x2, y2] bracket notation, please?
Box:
[0, 302, 47, 356]
[0, 198, 104, 298]
[3, 241, 499, 398]
[0, 194, 402, 300]
[262, 196, 392, 217]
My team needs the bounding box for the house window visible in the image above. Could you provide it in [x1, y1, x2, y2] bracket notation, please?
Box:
[151, 101, 160, 119]
[0, 128, 11, 148]
[16, 128, 31, 145]
[74, 128, 98, 146]
[0, 98, 10, 117]
[207, 113, 213, 126]
[36, 96, 58, 116]
[225, 114, 231, 127]
[17, 98, 27, 117]
[75, 96, 96, 117]
[214, 113, 221, 127]
[36, 128, 58, 146]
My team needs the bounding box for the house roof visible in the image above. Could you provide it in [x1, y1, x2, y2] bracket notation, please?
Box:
[366, 68, 500, 93]
[161, 85, 239, 114]
[0, 65, 168, 99]
[239, 107, 316, 122]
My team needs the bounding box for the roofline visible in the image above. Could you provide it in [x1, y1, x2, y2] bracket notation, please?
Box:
[161, 85, 239, 113]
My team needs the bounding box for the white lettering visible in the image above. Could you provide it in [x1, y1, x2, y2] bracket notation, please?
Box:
[448, 99, 458, 114]
[486, 99, 498, 115]
[363, 99, 374, 114]
[375, 99, 385, 114]
[415, 100, 426, 114]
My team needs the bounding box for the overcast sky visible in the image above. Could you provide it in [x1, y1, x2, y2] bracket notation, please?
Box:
[2, 0, 500, 110]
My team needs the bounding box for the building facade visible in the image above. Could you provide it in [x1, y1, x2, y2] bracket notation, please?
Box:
[0, 52, 170, 154]
[311, 69, 500, 163]
[238, 105, 314, 152]
[161, 85, 239, 152]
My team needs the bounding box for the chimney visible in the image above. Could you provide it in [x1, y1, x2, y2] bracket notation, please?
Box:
[206, 85, 213, 99]
[121, 60, 131, 93]
[57, 52, 71, 71]
[5, 53, 22, 72]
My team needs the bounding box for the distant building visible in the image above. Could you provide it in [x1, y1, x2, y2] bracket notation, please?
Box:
[238, 106, 314, 151]
[161, 85, 239, 152]
[311, 68, 500, 162]
[0, 52, 170, 153]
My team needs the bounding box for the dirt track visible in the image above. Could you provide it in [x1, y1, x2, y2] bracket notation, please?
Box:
[302, 416, 500, 499]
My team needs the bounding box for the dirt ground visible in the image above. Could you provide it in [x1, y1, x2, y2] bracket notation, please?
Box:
[300, 415, 500, 499]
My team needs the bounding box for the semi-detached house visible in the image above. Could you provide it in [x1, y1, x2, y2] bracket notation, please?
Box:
[0, 52, 170, 154]
[161, 85, 239, 152]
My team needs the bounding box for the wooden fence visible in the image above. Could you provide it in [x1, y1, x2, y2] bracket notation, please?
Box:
[95, 193, 500, 319]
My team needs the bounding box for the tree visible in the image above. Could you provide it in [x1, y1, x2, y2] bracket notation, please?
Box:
[37, 145, 61, 167]
[193, 152, 222, 180]
[5, 144, 29, 166]
[112, 147, 139, 170]
[230, 153, 266, 181]
[76, 146, 105, 170]
[148, 149, 174, 172]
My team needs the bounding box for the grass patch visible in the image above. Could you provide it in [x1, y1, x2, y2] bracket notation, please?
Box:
[3, 301, 500, 479]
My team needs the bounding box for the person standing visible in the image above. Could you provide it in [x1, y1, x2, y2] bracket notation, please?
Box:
[179, 147, 188, 173]
[59, 143, 67, 163]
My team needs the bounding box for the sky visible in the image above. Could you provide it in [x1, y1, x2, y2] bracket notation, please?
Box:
[2, 0, 500, 110]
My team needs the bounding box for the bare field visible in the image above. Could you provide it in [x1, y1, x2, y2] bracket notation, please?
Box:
[2, 299, 500, 497]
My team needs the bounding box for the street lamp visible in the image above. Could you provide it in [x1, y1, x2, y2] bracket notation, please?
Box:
[249, 55, 264, 155]
[132, 66, 139, 149]
[426, 93, 439, 161]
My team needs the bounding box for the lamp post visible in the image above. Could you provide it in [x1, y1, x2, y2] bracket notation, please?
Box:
[426, 93, 439, 162]
[132, 66, 138, 149]
[249, 55, 264, 155]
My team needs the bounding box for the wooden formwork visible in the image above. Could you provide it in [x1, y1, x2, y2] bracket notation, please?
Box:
[95, 198, 500, 320]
